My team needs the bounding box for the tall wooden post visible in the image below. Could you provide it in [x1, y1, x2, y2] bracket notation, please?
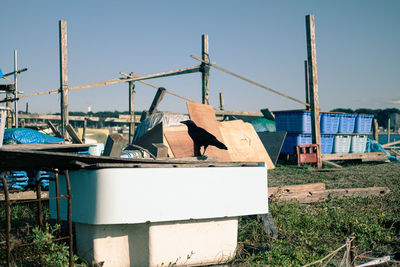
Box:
[59, 20, 69, 138]
[14, 50, 19, 128]
[219, 92, 224, 110]
[201, 34, 210, 105]
[304, 60, 310, 111]
[387, 118, 391, 143]
[373, 118, 379, 141]
[306, 14, 321, 168]
[128, 72, 135, 143]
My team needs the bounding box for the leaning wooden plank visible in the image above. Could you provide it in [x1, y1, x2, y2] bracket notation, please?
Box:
[321, 152, 387, 161]
[47, 120, 62, 138]
[103, 134, 125, 157]
[271, 187, 390, 203]
[268, 183, 326, 197]
[186, 102, 231, 161]
[382, 140, 400, 148]
[322, 160, 343, 168]
[65, 124, 83, 144]
[220, 120, 274, 169]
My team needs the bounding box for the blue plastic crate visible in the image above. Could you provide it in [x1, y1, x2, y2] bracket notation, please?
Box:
[321, 134, 335, 154]
[320, 113, 340, 133]
[354, 114, 373, 133]
[338, 114, 356, 133]
[281, 133, 312, 154]
[274, 111, 311, 133]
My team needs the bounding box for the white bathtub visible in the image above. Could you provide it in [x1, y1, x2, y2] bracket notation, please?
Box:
[50, 165, 268, 266]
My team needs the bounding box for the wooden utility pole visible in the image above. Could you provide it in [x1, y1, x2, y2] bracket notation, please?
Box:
[305, 14, 321, 168]
[304, 60, 310, 111]
[59, 20, 69, 138]
[373, 118, 379, 141]
[128, 72, 135, 143]
[14, 50, 19, 128]
[201, 34, 210, 105]
[219, 92, 224, 110]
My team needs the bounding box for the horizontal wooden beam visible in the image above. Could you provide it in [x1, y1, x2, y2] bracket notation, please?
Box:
[382, 140, 400, 148]
[19, 114, 100, 122]
[215, 109, 262, 117]
[271, 187, 390, 203]
[268, 183, 326, 197]
[69, 65, 202, 92]
[321, 152, 387, 161]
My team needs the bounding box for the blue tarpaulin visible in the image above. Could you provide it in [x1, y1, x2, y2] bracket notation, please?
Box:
[3, 128, 64, 145]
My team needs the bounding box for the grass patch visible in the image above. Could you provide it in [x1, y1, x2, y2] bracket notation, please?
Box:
[234, 162, 400, 266]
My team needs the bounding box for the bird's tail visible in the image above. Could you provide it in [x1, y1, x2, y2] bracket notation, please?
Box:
[215, 141, 228, 150]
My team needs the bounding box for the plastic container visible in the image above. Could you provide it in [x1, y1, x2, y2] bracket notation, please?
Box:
[338, 114, 356, 133]
[333, 135, 351, 153]
[320, 113, 340, 133]
[350, 135, 368, 153]
[281, 133, 312, 154]
[89, 143, 105, 156]
[354, 114, 373, 133]
[274, 111, 311, 133]
[321, 134, 335, 154]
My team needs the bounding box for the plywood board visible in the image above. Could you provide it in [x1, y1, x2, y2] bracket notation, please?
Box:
[164, 125, 194, 158]
[219, 120, 274, 169]
[257, 131, 286, 165]
[186, 102, 231, 161]
[132, 123, 164, 156]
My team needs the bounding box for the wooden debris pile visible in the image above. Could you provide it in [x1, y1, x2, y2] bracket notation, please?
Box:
[134, 102, 276, 169]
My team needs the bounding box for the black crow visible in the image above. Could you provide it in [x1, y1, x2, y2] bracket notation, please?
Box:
[181, 120, 228, 156]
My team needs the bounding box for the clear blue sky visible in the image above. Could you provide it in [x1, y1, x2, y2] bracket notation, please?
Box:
[1, 0, 399, 114]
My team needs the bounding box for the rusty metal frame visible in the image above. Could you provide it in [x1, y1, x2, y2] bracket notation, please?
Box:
[0, 169, 74, 266]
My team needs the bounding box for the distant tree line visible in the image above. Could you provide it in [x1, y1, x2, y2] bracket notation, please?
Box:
[330, 108, 400, 128]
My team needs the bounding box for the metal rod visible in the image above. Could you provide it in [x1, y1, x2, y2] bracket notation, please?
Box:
[64, 170, 74, 266]
[190, 55, 310, 107]
[3, 68, 27, 77]
[35, 171, 44, 229]
[388, 118, 391, 144]
[14, 50, 18, 128]
[55, 172, 61, 225]
[304, 60, 310, 111]
[1, 177, 11, 267]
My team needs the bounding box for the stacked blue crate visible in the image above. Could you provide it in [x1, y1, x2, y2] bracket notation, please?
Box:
[0, 171, 29, 190]
[275, 111, 335, 154]
[338, 114, 357, 133]
[354, 114, 374, 133]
